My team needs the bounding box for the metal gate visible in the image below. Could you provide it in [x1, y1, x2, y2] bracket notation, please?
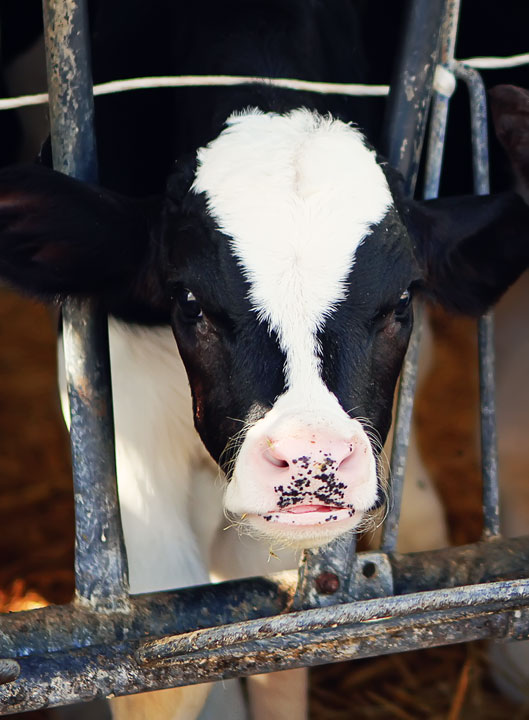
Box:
[1, 0, 529, 713]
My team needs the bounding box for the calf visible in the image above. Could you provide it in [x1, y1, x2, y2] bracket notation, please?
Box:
[1, 2, 529, 718]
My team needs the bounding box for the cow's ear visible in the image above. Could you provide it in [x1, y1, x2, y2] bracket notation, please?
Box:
[403, 84, 529, 316]
[0, 164, 163, 309]
[489, 84, 529, 201]
[404, 191, 529, 315]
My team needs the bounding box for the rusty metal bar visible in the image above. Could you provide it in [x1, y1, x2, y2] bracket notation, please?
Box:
[380, 0, 447, 552]
[382, 0, 446, 194]
[42, 0, 129, 611]
[454, 62, 501, 540]
[2, 575, 529, 713]
[3, 535, 529, 710]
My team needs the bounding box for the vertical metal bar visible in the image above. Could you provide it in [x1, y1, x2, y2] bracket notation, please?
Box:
[454, 63, 500, 539]
[453, 65, 490, 194]
[422, 1, 460, 200]
[380, 309, 423, 551]
[382, 0, 447, 196]
[379, 0, 447, 552]
[42, 0, 130, 611]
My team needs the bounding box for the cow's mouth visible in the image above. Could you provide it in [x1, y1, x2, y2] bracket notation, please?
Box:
[256, 504, 355, 526]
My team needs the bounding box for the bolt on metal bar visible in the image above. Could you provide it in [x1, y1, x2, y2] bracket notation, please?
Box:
[454, 63, 500, 539]
[380, 0, 447, 552]
[294, 536, 358, 609]
[42, 0, 129, 611]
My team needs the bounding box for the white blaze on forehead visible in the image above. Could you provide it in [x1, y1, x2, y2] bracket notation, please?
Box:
[192, 108, 392, 389]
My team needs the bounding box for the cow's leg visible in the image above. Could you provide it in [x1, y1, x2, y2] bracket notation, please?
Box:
[211, 527, 307, 720]
[111, 686, 212, 720]
[247, 669, 308, 720]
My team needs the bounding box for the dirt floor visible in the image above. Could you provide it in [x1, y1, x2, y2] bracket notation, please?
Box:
[0, 286, 528, 719]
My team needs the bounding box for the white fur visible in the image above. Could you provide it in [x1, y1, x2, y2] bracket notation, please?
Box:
[60, 321, 219, 593]
[194, 110, 390, 540]
[193, 109, 392, 390]
[59, 321, 304, 720]
[225, 382, 378, 546]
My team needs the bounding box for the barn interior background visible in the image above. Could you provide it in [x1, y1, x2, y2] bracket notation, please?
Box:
[0, 0, 529, 718]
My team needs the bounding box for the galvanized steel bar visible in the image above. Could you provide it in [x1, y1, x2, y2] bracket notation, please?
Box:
[454, 64, 490, 194]
[380, 307, 424, 552]
[42, 0, 129, 610]
[0, 619, 507, 713]
[380, 0, 447, 552]
[454, 63, 500, 539]
[476, 315, 500, 538]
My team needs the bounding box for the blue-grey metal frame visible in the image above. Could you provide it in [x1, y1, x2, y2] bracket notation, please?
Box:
[1, 0, 528, 713]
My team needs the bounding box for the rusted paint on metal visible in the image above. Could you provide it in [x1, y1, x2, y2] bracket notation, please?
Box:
[42, 0, 130, 613]
[0, 661, 20, 687]
[314, 572, 340, 595]
[43, 0, 97, 181]
[379, 0, 447, 552]
[0, 600, 523, 714]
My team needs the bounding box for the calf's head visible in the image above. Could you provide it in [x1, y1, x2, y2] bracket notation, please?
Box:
[1, 97, 528, 548]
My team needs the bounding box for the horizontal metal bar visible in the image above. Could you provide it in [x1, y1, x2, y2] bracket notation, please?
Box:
[139, 605, 512, 673]
[2, 537, 529, 659]
[0, 574, 295, 659]
[2, 537, 529, 713]
[1, 587, 526, 713]
[138, 578, 529, 663]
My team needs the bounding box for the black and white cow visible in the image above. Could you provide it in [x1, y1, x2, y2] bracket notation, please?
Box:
[1, 1, 529, 718]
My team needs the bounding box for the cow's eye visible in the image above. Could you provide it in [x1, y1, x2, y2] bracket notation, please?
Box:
[177, 288, 203, 323]
[395, 289, 412, 318]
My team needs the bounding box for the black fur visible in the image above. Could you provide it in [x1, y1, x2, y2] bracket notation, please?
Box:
[0, 1, 529, 468]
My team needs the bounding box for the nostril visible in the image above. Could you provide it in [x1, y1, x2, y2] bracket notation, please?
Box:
[337, 442, 357, 471]
[263, 447, 289, 469]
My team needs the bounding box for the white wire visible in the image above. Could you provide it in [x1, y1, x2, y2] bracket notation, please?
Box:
[0, 51, 528, 112]
[0, 75, 390, 111]
[461, 52, 529, 69]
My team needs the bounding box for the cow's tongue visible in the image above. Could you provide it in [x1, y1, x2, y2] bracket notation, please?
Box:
[284, 504, 339, 514]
